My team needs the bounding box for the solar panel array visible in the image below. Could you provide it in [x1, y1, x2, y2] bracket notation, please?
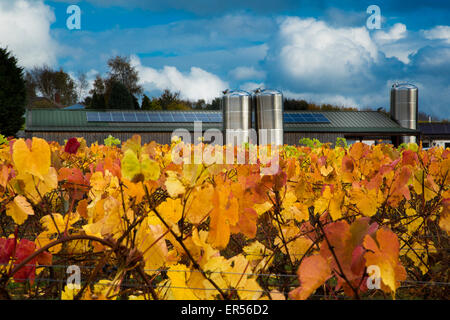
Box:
[86, 111, 222, 123]
[283, 113, 330, 123]
[86, 112, 330, 124]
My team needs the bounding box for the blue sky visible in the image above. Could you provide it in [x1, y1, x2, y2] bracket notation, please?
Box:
[0, 0, 449, 118]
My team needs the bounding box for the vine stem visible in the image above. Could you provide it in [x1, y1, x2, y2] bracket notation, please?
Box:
[6, 235, 115, 280]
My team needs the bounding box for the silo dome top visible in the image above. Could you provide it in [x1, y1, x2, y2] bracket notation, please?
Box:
[392, 83, 418, 90]
[223, 89, 251, 97]
[254, 89, 283, 96]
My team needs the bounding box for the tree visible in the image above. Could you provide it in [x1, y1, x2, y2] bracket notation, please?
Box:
[194, 99, 206, 109]
[89, 74, 105, 96]
[141, 94, 152, 109]
[106, 80, 134, 109]
[284, 99, 309, 111]
[26, 66, 77, 106]
[132, 95, 140, 110]
[205, 97, 221, 110]
[107, 55, 143, 97]
[89, 92, 106, 109]
[76, 71, 89, 103]
[158, 89, 180, 110]
[0, 48, 27, 136]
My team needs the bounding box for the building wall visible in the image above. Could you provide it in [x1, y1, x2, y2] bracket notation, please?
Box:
[284, 132, 343, 145]
[27, 130, 349, 146]
[26, 131, 175, 145]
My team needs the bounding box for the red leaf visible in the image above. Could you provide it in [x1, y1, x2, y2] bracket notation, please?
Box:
[13, 239, 37, 284]
[0, 238, 15, 264]
[64, 138, 80, 154]
[402, 150, 418, 167]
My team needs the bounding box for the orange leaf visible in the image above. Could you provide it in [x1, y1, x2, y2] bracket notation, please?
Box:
[289, 255, 331, 300]
[363, 228, 406, 296]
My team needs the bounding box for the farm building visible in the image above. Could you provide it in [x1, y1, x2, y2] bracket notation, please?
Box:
[419, 122, 450, 149]
[24, 108, 419, 146]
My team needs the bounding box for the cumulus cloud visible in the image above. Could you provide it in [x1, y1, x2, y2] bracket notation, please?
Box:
[0, 0, 59, 68]
[284, 90, 359, 108]
[374, 23, 407, 43]
[372, 23, 425, 64]
[264, 16, 450, 115]
[229, 66, 266, 80]
[422, 25, 450, 43]
[131, 56, 228, 102]
[266, 17, 379, 94]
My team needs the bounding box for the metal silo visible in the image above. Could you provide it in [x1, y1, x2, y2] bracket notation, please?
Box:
[222, 90, 253, 145]
[390, 83, 418, 144]
[254, 89, 284, 146]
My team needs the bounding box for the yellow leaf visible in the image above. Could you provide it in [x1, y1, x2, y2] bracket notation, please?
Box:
[165, 172, 186, 198]
[243, 241, 272, 262]
[253, 201, 273, 216]
[354, 188, 381, 217]
[61, 285, 80, 300]
[208, 184, 239, 249]
[155, 198, 183, 225]
[185, 184, 214, 224]
[363, 228, 406, 296]
[12, 138, 51, 179]
[121, 149, 160, 182]
[136, 221, 168, 272]
[6, 195, 34, 225]
[167, 264, 198, 300]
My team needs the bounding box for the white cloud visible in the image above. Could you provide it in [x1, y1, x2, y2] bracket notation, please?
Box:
[422, 25, 450, 43]
[374, 23, 407, 43]
[268, 17, 379, 91]
[284, 90, 359, 108]
[0, 0, 59, 68]
[373, 23, 418, 63]
[229, 66, 266, 80]
[131, 56, 228, 102]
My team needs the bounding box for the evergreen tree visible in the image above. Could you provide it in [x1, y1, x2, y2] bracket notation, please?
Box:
[141, 94, 152, 110]
[0, 48, 26, 136]
[89, 92, 106, 109]
[107, 81, 134, 109]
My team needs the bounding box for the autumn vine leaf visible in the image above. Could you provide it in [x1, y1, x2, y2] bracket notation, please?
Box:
[6, 195, 34, 225]
[12, 137, 51, 179]
[64, 137, 81, 154]
[363, 228, 406, 297]
[121, 149, 160, 182]
[289, 255, 331, 300]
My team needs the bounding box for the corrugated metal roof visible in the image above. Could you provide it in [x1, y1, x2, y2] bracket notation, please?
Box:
[283, 111, 416, 133]
[25, 109, 417, 134]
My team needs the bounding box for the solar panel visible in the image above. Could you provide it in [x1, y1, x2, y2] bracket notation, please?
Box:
[136, 113, 149, 122]
[148, 113, 162, 122]
[87, 111, 224, 123]
[86, 112, 100, 122]
[209, 114, 222, 122]
[123, 112, 137, 122]
[184, 113, 198, 121]
[284, 113, 330, 123]
[111, 112, 124, 122]
[195, 114, 210, 122]
[99, 112, 112, 122]
[160, 113, 174, 122]
[172, 113, 186, 122]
